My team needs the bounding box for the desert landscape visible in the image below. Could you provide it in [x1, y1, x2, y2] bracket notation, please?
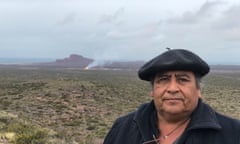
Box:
[0, 64, 240, 144]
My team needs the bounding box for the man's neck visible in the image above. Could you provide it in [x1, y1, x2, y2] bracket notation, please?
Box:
[157, 115, 191, 144]
[157, 111, 190, 124]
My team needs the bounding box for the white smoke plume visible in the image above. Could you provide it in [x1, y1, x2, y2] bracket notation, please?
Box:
[85, 59, 113, 69]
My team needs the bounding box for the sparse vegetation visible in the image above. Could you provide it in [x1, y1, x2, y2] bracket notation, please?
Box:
[0, 67, 239, 143]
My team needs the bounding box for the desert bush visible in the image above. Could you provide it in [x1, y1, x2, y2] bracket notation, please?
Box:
[7, 121, 50, 144]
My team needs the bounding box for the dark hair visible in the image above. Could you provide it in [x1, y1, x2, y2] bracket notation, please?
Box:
[150, 73, 202, 89]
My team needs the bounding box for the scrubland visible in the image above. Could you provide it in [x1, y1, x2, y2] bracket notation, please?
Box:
[0, 68, 239, 144]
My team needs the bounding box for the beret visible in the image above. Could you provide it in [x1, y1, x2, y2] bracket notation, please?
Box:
[138, 49, 210, 81]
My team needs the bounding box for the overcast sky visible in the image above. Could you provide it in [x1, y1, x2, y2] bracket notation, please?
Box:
[0, 0, 240, 64]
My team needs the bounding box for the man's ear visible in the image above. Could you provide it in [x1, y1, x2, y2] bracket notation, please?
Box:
[150, 90, 153, 97]
[197, 90, 202, 98]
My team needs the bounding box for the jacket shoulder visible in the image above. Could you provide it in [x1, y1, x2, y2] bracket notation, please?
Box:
[103, 102, 153, 144]
[216, 112, 240, 130]
[215, 112, 240, 143]
[103, 111, 137, 144]
[112, 111, 136, 130]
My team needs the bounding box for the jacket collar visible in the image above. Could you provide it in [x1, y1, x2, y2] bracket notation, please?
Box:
[133, 101, 158, 141]
[133, 99, 222, 141]
[187, 99, 222, 131]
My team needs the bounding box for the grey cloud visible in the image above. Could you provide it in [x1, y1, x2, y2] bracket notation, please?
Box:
[167, 1, 223, 24]
[214, 5, 240, 29]
[99, 7, 125, 25]
[211, 4, 240, 41]
[57, 12, 77, 25]
[197, 1, 222, 16]
[105, 30, 129, 39]
[105, 20, 162, 39]
[156, 1, 240, 45]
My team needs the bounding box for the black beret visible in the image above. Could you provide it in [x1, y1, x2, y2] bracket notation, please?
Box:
[138, 49, 210, 81]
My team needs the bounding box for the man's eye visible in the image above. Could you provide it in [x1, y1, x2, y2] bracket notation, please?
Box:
[156, 77, 169, 83]
[178, 78, 190, 82]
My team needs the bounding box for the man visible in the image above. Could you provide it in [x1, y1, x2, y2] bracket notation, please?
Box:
[103, 49, 240, 144]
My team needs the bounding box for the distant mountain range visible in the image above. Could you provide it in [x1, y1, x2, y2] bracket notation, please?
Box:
[1, 54, 240, 71]
[31, 54, 145, 70]
[38, 54, 94, 68]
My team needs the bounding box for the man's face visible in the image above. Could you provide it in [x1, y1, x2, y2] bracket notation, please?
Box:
[151, 71, 201, 117]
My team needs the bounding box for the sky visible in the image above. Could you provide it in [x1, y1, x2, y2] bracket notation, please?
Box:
[0, 0, 240, 64]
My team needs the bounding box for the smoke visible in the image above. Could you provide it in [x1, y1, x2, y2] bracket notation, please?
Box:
[85, 59, 113, 69]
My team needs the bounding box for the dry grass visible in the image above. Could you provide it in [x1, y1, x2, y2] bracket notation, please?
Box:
[0, 68, 239, 143]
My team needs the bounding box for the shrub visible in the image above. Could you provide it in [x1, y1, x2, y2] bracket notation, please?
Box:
[14, 129, 48, 144]
[7, 122, 49, 144]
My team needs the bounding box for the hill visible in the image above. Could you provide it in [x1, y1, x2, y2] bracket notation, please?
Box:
[37, 54, 240, 71]
[30, 54, 145, 70]
[38, 54, 94, 68]
[1, 54, 240, 72]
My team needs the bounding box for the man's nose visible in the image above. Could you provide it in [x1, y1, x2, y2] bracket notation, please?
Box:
[166, 79, 179, 93]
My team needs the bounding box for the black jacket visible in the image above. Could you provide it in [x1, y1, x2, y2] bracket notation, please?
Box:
[103, 99, 240, 144]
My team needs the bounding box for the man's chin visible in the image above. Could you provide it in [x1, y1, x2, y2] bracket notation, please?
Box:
[162, 105, 184, 114]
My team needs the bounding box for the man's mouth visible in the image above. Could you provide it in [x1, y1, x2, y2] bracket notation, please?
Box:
[163, 98, 183, 101]
[162, 98, 184, 104]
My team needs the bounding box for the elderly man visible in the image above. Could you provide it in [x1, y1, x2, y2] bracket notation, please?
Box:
[103, 49, 240, 144]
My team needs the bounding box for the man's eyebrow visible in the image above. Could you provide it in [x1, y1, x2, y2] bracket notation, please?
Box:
[175, 73, 190, 78]
[156, 73, 171, 77]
